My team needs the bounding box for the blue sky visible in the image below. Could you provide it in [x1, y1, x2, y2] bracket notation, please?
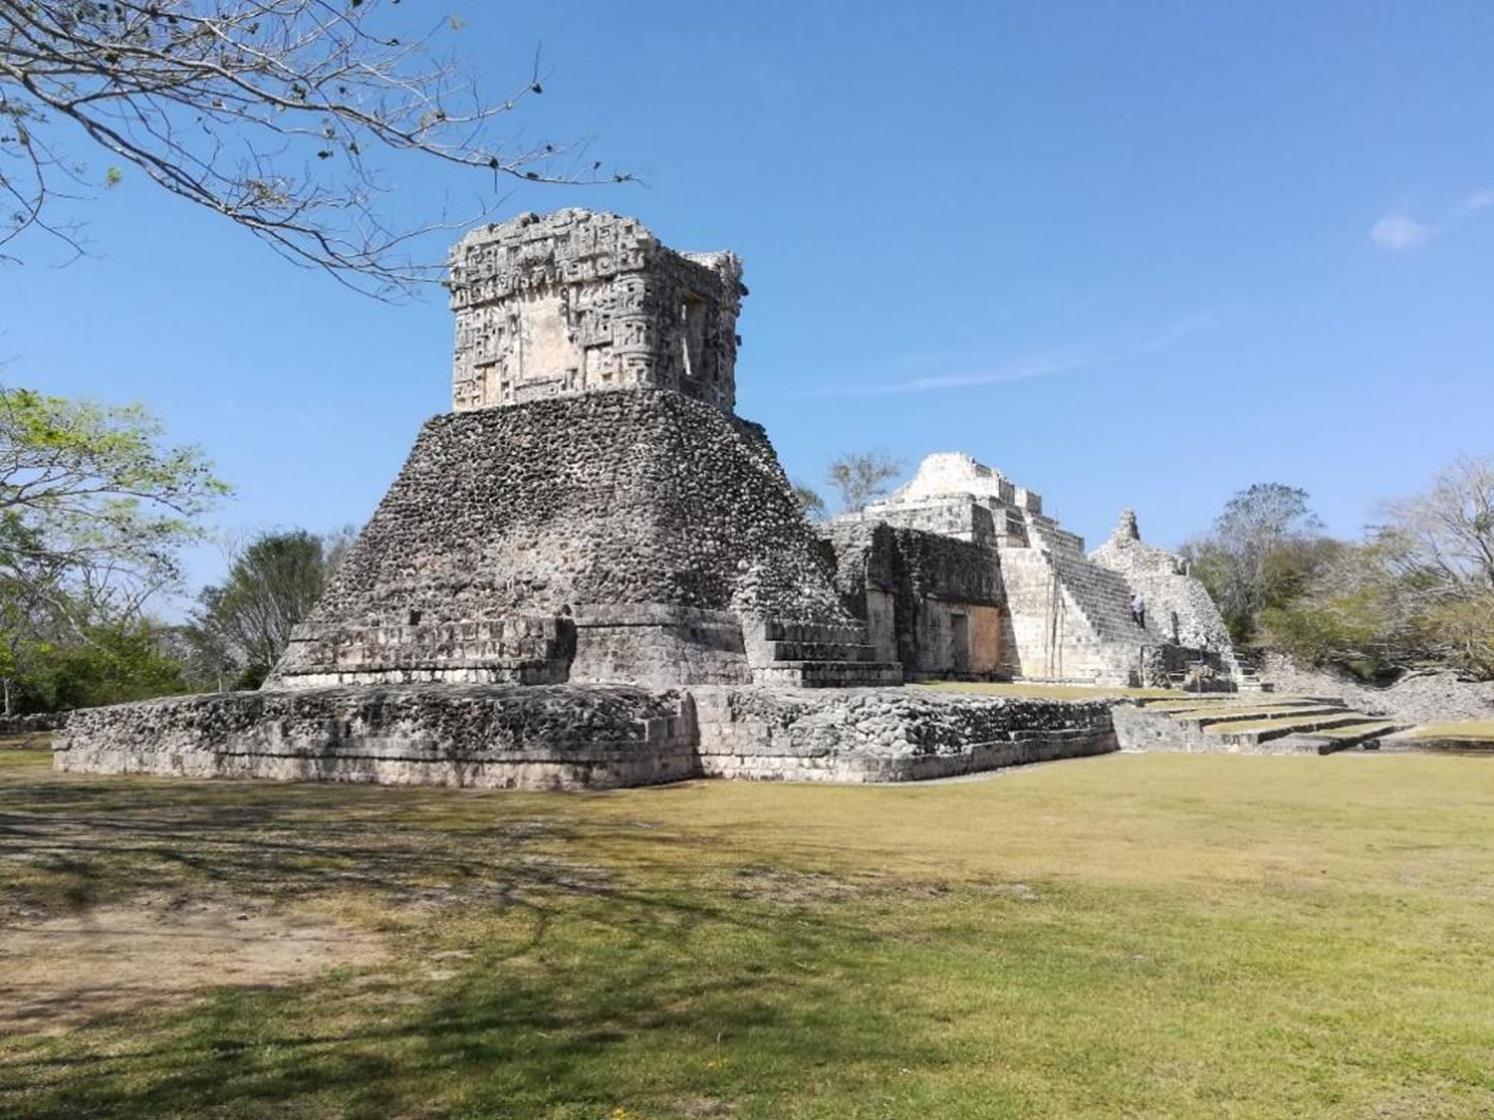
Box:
[5, 1, 1492, 606]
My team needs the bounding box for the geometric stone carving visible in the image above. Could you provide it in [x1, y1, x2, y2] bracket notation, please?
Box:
[448, 209, 743, 413]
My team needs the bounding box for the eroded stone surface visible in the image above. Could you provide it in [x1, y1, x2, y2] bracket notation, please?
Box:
[270, 391, 881, 690]
[57, 684, 701, 790]
[449, 210, 741, 414]
[55, 684, 1118, 787]
[694, 686, 1117, 782]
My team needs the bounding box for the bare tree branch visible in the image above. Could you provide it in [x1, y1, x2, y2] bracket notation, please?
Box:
[0, 1, 630, 295]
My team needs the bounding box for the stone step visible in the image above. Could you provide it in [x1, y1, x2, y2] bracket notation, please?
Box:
[1137, 696, 1235, 710]
[1302, 721, 1403, 754]
[766, 640, 880, 663]
[1142, 695, 1328, 713]
[1208, 712, 1376, 745]
[759, 620, 866, 645]
[752, 660, 905, 688]
[1183, 703, 1350, 729]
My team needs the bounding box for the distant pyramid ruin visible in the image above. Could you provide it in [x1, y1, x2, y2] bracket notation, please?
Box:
[823, 452, 1243, 688]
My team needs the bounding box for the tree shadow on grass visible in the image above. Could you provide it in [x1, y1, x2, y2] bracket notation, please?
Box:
[0, 770, 923, 1118]
[7, 958, 895, 1119]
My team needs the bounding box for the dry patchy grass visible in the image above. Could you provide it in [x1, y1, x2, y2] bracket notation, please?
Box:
[2, 745, 1493, 1119]
[1411, 720, 1494, 741]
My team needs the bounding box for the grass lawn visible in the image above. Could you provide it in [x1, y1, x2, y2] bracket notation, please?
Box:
[3, 745, 1494, 1118]
[1411, 720, 1494, 741]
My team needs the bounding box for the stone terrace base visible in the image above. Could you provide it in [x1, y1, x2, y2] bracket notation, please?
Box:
[55, 684, 1119, 790]
[54, 685, 699, 791]
[693, 686, 1116, 782]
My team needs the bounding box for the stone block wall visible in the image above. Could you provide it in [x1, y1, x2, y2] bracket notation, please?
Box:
[56, 683, 1119, 789]
[55, 685, 701, 791]
[272, 617, 576, 688]
[997, 509, 1153, 684]
[824, 521, 1007, 680]
[271, 391, 868, 690]
[693, 686, 1116, 782]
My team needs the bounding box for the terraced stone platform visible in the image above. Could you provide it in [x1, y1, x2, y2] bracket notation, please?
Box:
[1113, 693, 1406, 754]
[55, 683, 1117, 789]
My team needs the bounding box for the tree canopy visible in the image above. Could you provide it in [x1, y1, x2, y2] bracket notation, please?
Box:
[185, 526, 349, 689]
[1183, 483, 1326, 641]
[0, 385, 227, 625]
[1188, 463, 1494, 682]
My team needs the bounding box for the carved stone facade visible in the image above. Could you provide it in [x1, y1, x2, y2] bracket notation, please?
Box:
[448, 210, 742, 413]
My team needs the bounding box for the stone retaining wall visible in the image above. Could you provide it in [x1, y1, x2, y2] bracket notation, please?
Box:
[54, 685, 699, 791]
[55, 684, 1119, 788]
[0, 712, 66, 736]
[693, 686, 1116, 782]
[1111, 703, 1316, 754]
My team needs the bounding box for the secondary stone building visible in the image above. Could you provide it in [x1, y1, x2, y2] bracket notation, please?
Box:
[825, 453, 1241, 688]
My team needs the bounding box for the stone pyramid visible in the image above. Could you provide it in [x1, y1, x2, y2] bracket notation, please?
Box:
[270, 210, 900, 690]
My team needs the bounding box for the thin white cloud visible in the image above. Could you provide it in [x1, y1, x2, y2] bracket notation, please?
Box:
[1370, 212, 1434, 252]
[1138, 309, 1219, 354]
[850, 356, 1089, 396]
[1371, 189, 1494, 252]
[1458, 189, 1494, 215]
[802, 312, 1218, 398]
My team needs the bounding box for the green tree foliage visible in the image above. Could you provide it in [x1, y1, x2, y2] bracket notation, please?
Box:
[1242, 458, 1494, 681]
[34, 617, 189, 710]
[1182, 483, 1327, 642]
[0, 386, 228, 620]
[186, 528, 349, 689]
[0, 386, 226, 711]
[826, 451, 904, 515]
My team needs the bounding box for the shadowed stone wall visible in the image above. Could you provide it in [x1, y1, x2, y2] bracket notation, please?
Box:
[271, 390, 869, 689]
[56, 685, 700, 791]
[825, 521, 1008, 679]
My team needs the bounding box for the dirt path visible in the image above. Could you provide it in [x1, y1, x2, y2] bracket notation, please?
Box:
[0, 891, 385, 1034]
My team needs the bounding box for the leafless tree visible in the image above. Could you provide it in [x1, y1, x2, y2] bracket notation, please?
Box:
[1376, 455, 1494, 593]
[826, 451, 904, 515]
[0, 1, 627, 294]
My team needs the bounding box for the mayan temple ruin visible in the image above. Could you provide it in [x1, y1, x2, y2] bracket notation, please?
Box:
[56, 209, 1243, 788]
[828, 453, 1244, 689]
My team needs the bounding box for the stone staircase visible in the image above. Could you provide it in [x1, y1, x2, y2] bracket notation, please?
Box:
[1024, 516, 1148, 647]
[993, 515, 1154, 685]
[1229, 651, 1270, 693]
[746, 620, 904, 688]
[1115, 694, 1406, 754]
